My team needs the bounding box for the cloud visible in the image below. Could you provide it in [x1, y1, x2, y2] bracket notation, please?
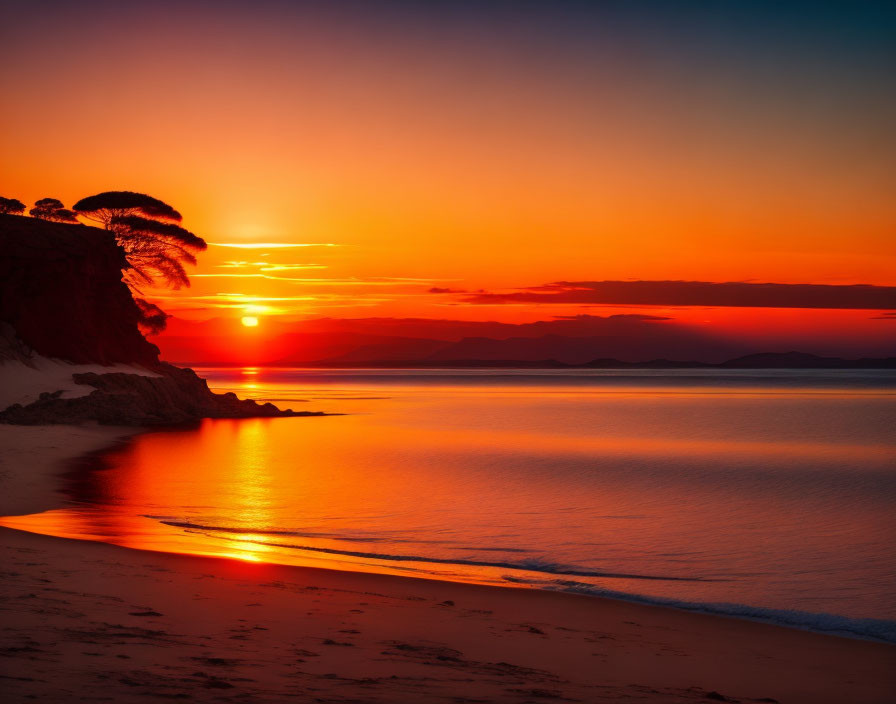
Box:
[461, 280, 896, 309]
[429, 287, 468, 294]
[149, 292, 395, 313]
[190, 274, 440, 284]
[217, 260, 268, 268]
[275, 277, 459, 286]
[216, 261, 326, 271]
[208, 242, 339, 249]
[193, 273, 321, 280]
[260, 265, 327, 272]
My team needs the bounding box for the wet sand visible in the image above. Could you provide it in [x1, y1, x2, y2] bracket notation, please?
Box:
[1, 425, 894, 703]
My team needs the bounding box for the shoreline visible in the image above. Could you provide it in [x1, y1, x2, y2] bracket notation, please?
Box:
[2, 424, 895, 702]
[0, 424, 142, 517]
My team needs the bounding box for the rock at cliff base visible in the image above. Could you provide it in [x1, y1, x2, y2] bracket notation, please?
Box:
[0, 363, 325, 426]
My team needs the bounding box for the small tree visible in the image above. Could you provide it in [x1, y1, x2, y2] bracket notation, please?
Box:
[29, 198, 79, 223]
[72, 190, 182, 227]
[0, 196, 26, 214]
[73, 191, 206, 291]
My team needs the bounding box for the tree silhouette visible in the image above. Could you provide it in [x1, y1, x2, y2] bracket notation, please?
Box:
[73, 191, 206, 290]
[29, 198, 79, 223]
[110, 214, 206, 289]
[72, 191, 182, 227]
[134, 297, 170, 335]
[0, 196, 26, 214]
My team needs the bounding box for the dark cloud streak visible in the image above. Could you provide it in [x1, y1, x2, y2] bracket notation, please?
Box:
[460, 280, 896, 310]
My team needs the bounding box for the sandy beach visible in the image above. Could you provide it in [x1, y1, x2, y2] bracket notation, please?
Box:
[1, 424, 894, 704]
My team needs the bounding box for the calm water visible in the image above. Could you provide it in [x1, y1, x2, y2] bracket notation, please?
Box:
[3, 368, 895, 641]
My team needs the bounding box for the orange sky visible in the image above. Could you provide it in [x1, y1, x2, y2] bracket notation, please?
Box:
[2, 1, 894, 354]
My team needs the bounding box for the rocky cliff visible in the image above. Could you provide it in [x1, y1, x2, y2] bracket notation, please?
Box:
[0, 214, 323, 424]
[0, 214, 160, 366]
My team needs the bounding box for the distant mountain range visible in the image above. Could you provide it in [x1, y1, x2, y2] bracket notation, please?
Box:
[175, 352, 896, 370]
[155, 315, 896, 368]
[306, 352, 896, 369]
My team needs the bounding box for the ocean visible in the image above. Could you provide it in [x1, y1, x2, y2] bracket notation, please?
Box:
[4, 368, 895, 641]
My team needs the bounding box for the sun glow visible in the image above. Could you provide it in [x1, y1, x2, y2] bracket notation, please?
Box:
[241, 316, 259, 327]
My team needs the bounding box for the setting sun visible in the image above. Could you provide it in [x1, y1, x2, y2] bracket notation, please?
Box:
[241, 316, 259, 327]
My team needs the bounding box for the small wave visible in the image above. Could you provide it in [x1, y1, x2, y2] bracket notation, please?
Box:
[514, 578, 896, 643]
[158, 520, 388, 543]
[151, 517, 892, 641]
[239, 538, 711, 581]
[449, 546, 532, 553]
[155, 519, 458, 546]
[159, 520, 715, 582]
[251, 397, 310, 403]
[306, 396, 393, 400]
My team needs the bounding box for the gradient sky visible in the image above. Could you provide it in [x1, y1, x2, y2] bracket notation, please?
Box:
[2, 0, 895, 356]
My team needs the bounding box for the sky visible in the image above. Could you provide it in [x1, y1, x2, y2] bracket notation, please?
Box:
[2, 0, 895, 360]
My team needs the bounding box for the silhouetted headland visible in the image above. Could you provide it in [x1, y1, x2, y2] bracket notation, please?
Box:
[0, 214, 325, 425]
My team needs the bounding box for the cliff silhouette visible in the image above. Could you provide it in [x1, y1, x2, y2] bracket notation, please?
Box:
[0, 214, 323, 424]
[0, 214, 159, 366]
